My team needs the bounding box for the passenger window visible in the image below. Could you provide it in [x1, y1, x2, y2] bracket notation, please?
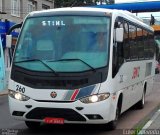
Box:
[123, 21, 130, 60]
[129, 24, 137, 60]
[137, 28, 144, 59]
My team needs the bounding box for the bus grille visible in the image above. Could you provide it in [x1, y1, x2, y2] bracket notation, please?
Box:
[26, 108, 86, 121]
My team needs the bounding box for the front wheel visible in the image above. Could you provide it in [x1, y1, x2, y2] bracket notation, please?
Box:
[25, 121, 41, 130]
[106, 106, 120, 130]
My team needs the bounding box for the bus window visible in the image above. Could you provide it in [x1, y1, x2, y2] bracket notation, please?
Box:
[143, 29, 149, 58]
[123, 21, 130, 60]
[137, 27, 144, 59]
[129, 24, 137, 60]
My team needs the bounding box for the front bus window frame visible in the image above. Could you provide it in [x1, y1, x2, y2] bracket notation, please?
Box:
[13, 15, 111, 73]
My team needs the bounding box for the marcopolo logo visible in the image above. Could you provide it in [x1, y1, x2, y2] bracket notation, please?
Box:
[50, 91, 57, 98]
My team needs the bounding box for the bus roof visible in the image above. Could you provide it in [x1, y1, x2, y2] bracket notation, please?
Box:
[27, 7, 153, 32]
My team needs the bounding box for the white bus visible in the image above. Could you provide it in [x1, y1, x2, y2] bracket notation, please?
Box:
[8, 7, 155, 130]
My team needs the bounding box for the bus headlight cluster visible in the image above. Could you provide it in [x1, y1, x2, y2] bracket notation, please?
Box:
[80, 93, 110, 104]
[8, 90, 30, 101]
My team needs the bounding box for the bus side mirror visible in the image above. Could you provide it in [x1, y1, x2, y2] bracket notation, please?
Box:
[115, 28, 124, 42]
[6, 35, 12, 48]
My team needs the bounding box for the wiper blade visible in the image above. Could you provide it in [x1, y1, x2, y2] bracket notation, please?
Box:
[48, 58, 96, 72]
[15, 59, 58, 76]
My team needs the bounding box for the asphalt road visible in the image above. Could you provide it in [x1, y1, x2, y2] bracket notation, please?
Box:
[0, 95, 122, 135]
[0, 75, 160, 135]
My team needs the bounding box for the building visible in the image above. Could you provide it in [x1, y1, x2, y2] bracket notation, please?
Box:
[0, 0, 54, 83]
[0, 0, 54, 48]
[0, 0, 54, 23]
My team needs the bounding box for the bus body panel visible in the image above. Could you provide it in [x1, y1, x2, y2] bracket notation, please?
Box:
[8, 80, 101, 101]
[100, 59, 155, 113]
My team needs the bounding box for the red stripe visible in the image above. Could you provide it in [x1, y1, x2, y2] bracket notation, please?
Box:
[70, 89, 79, 101]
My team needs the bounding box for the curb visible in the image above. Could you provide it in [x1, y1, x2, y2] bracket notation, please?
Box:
[133, 103, 160, 130]
[133, 77, 160, 131]
[141, 109, 160, 130]
[0, 90, 8, 96]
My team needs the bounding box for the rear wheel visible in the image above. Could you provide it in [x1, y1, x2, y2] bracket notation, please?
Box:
[135, 90, 145, 109]
[25, 121, 41, 130]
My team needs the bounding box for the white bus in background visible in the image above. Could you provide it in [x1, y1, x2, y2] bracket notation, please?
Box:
[7, 7, 155, 130]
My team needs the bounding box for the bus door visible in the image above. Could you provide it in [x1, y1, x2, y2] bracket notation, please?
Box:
[0, 36, 5, 91]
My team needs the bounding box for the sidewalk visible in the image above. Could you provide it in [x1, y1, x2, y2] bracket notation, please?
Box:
[138, 108, 160, 135]
[137, 76, 160, 133]
[0, 89, 8, 96]
[144, 108, 160, 129]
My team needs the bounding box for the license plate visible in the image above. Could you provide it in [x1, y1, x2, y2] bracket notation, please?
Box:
[44, 117, 64, 124]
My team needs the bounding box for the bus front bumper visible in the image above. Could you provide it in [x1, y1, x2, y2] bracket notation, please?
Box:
[8, 96, 113, 124]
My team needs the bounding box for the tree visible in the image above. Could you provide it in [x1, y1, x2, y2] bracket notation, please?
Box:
[54, 0, 115, 8]
[54, 0, 95, 8]
[94, 0, 114, 5]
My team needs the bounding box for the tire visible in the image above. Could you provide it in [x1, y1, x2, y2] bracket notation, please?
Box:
[107, 106, 120, 130]
[155, 68, 159, 74]
[25, 121, 41, 130]
[135, 90, 145, 109]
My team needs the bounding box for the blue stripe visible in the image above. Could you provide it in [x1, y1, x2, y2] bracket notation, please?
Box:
[76, 85, 95, 99]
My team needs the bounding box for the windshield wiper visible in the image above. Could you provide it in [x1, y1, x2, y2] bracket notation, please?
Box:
[48, 58, 96, 72]
[15, 59, 58, 76]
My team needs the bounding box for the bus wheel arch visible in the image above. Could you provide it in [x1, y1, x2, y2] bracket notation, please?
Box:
[135, 82, 147, 109]
[106, 93, 123, 130]
[117, 93, 123, 115]
[144, 82, 147, 95]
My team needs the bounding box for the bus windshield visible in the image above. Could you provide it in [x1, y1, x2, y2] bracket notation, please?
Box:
[14, 16, 110, 72]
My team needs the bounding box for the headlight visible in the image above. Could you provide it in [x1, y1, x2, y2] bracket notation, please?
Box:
[8, 90, 30, 101]
[80, 93, 110, 104]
